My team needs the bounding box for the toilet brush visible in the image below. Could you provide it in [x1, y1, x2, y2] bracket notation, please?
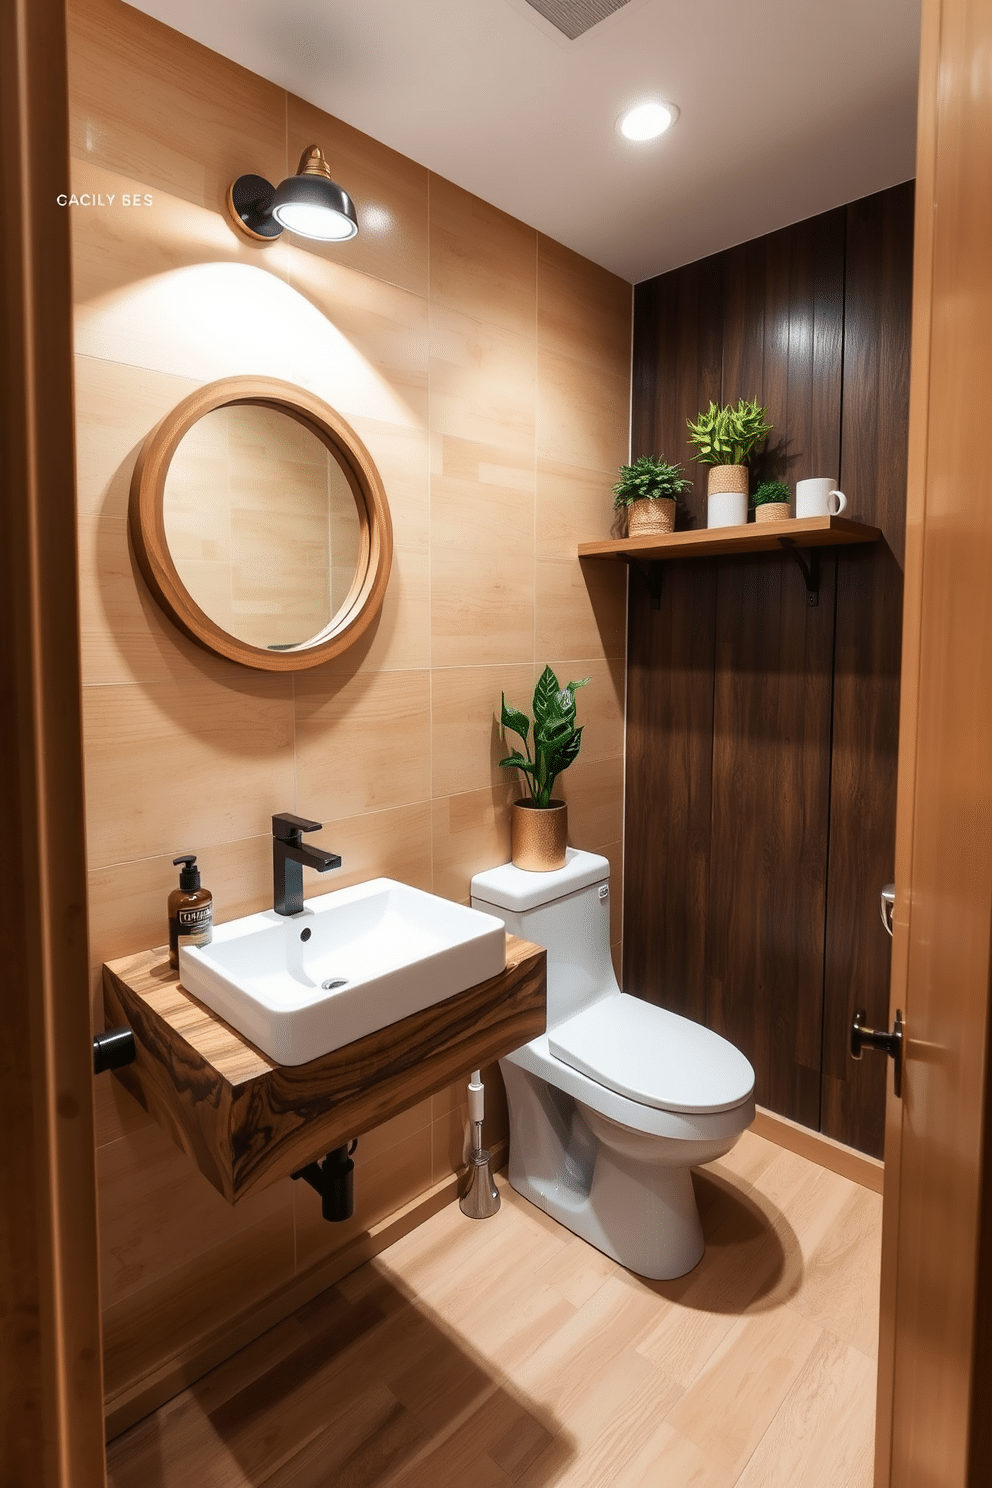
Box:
[459, 1070, 500, 1219]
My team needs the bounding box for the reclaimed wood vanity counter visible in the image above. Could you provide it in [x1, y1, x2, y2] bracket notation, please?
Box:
[103, 935, 546, 1205]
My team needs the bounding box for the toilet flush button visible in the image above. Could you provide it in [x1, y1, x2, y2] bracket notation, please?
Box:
[599, 886, 609, 900]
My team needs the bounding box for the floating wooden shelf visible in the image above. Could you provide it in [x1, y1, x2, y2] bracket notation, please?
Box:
[103, 935, 546, 1205]
[577, 514, 881, 563]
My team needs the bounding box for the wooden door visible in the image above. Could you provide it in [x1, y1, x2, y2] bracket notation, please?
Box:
[0, 0, 106, 1483]
[875, 0, 992, 1482]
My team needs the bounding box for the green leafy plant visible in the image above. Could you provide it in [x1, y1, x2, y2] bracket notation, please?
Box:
[686, 397, 773, 467]
[612, 455, 692, 511]
[500, 666, 590, 808]
[752, 479, 791, 507]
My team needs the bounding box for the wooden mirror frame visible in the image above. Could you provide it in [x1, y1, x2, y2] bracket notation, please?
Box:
[129, 375, 393, 671]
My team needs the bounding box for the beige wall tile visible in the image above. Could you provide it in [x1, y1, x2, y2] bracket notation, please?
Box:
[69, 161, 275, 323]
[101, 1206, 296, 1399]
[74, 355, 199, 522]
[538, 233, 632, 372]
[96, 1121, 294, 1309]
[77, 515, 220, 687]
[537, 346, 629, 473]
[295, 669, 432, 818]
[431, 437, 536, 668]
[543, 656, 625, 764]
[359, 1101, 434, 1164]
[432, 665, 533, 799]
[432, 790, 513, 904]
[81, 674, 295, 867]
[536, 459, 621, 559]
[430, 174, 537, 341]
[429, 306, 536, 454]
[347, 416, 430, 552]
[287, 96, 429, 298]
[557, 756, 625, 853]
[299, 803, 434, 895]
[284, 250, 429, 429]
[432, 1100, 471, 1185]
[67, 0, 287, 209]
[535, 555, 627, 663]
[316, 545, 431, 679]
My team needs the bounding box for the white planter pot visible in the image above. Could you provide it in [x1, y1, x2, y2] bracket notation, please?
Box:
[707, 490, 748, 528]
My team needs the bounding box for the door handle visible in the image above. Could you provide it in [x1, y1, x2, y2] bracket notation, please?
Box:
[880, 883, 895, 937]
[851, 1008, 903, 1097]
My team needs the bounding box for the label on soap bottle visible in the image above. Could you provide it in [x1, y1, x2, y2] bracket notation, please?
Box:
[177, 901, 213, 950]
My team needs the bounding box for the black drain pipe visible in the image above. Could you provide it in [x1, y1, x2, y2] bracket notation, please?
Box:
[292, 1140, 358, 1221]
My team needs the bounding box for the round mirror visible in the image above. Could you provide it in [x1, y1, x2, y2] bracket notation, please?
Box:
[129, 376, 392, 671]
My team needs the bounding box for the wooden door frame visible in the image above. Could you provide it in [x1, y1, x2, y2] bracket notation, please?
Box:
[875, 0, 992, 1481]
[0, 0, 106, 1482]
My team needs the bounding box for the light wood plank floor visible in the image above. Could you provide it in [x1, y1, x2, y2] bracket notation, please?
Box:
[105, 1130, 882, 1487]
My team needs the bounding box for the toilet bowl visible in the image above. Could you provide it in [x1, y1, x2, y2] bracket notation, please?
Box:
[471, 849, 755, 1280]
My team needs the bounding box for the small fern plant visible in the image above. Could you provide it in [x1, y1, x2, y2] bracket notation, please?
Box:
[500, 666, 589, 808]
[687, 397, 773, 467]
[612, 455, 691, 510]
[752, 479, 791, 507]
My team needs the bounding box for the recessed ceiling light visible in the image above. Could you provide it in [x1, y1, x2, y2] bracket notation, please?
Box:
[617, 101, 679, 142]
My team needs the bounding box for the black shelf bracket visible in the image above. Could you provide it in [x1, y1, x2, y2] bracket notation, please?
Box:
[631, 558, 663, 610]
[777, 539, 820, 606]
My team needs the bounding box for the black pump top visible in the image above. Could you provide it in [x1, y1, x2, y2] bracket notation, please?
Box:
[173, 854, 200, 893]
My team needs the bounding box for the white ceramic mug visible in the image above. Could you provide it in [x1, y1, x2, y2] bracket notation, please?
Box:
[796, 477, 847, 519]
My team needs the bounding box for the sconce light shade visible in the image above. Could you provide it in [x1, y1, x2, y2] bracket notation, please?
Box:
[227, 146, 359, 243]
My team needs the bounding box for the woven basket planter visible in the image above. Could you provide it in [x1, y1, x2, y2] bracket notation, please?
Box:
[754, 502, 790, 524]
[707, 464, 749, 497]
[627, 498, 676, 537]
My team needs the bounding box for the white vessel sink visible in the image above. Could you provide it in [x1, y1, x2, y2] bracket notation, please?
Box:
[178, 878, 507, 1066]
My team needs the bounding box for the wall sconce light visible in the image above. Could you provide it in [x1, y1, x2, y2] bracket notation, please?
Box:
[227, 145, 359, 243]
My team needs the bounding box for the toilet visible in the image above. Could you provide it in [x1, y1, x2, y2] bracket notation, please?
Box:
[471, 848, 755, 1280]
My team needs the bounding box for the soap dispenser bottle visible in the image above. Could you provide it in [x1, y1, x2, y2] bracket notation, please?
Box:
[168, 854, 213, 970]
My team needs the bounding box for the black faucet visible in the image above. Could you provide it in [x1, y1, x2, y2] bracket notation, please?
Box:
[272, 813, 341, 916]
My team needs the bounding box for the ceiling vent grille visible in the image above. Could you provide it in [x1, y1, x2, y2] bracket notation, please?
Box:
[522, 0, 634, 41]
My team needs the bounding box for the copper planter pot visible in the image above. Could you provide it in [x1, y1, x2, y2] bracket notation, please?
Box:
[511, 800, 567, 872]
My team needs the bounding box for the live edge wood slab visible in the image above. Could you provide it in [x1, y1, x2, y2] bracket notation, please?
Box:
[103, 935, 546, 1205]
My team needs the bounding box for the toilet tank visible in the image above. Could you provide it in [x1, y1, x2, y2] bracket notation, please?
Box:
[471, 849, 620, 1028]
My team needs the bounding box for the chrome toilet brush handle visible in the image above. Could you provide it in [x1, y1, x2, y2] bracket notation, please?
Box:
[459, 1070, 500, 1219]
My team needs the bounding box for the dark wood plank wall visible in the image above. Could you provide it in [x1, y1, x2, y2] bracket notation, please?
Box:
[625, 181, 913, 1156]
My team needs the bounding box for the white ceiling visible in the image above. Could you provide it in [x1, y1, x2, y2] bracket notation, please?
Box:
[126, 0, 921, 284]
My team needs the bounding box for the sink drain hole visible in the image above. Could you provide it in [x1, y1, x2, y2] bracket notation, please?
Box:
[321, 978, 348, 991]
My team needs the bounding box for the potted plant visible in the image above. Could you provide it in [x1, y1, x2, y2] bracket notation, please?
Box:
[752, 478, 791, 524]
[686, 397, 773, 529]
[499, 666, 589, 871]
[612, 455, 691, 537]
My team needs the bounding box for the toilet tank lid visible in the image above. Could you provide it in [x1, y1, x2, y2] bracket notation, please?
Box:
[471, 848, 610, 912]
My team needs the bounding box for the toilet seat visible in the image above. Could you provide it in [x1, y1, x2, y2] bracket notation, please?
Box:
[548, 993, 755, 1115]
[505, 1029, 754, 1146]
